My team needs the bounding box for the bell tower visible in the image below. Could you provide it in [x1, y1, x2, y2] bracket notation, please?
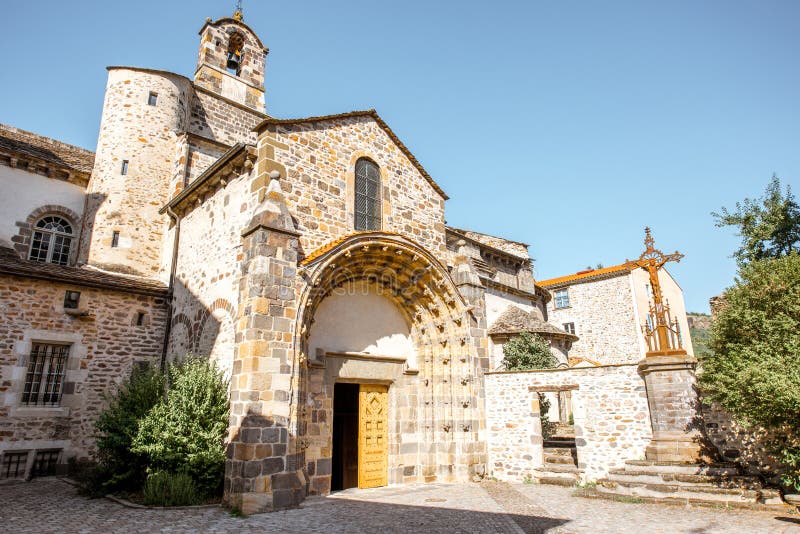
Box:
[195, 8, 268, 112]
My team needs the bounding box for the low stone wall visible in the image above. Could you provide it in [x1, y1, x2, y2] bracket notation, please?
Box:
[701, 400, 784, 483]
[485, 364, 652, 482]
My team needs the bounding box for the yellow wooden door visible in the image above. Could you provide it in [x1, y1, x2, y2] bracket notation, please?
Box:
[358, 384, 388, 488]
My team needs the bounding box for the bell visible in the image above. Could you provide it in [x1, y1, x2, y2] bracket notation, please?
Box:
[226, 51, 241, 73]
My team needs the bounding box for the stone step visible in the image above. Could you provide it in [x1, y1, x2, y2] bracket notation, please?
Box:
[606, 471, 765, 490]
[535, 476, 578, 487]
[620, 461, 741, 477]
[543, 446, 576, 456]
[536, 464, 579, 474]
[596, 479, 787, 508]
[543, 439, 576, 449]
[544, 454, 578, 466]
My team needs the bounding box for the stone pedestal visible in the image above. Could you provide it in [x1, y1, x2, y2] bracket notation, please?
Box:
[638, 354, 714, 463]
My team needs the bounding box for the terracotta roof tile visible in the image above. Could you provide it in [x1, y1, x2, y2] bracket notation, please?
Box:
[0, 123, 94, 175]
[537, 263, 633, 288]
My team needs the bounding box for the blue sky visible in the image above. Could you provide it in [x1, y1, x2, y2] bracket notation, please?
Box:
[1, 0, 797, 313]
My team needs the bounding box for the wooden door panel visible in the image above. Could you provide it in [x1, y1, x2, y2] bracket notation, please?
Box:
[358, 384, 388, 488]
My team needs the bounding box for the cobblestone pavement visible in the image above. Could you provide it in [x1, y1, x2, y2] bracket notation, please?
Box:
[1, 478, 799, 533]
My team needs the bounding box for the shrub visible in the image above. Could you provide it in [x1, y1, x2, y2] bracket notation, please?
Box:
[142, 471, 201, 507]
[502, 332, 558, 371]
[132, 358, 229, 497]
[538, 393, 554, 440]
[94, 363, 165, 493]
[698, 253, 800, 490]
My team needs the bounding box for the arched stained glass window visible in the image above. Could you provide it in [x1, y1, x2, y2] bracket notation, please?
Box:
[354, 158, 381, 231]
[29, 216, 73, 266]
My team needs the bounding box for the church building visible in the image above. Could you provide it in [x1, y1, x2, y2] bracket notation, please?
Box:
[0, 11, 578, 512]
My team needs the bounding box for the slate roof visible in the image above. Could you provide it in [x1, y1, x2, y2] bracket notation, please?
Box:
[488, 305, 578, 340]
[0, 123, 95, 175]
[0, 246, 167, 297]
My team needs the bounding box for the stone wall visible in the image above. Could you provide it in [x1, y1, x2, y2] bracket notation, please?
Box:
[257, 116, 448, 263]
[701, 401, 784, 483]
[546, 274, 642, 365]
[0, 275, 167, 468]
[485, 365, 652, 482]
[82, 68, 192, 277]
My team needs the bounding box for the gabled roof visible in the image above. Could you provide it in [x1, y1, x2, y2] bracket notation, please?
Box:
[488, 305, 578, 340]
[254, 109, 448, 200]
[537, 263, 634, 289]
[0, 247, 167, 297]
[0, 123, 95, 175]
[446, 226, 530, 261]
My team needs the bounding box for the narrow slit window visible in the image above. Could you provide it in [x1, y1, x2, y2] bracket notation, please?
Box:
[148, 92, 158, 106]
[111, 231, 120, 248]
[136, 312, 146, 326]
[121, 160, 129, 175]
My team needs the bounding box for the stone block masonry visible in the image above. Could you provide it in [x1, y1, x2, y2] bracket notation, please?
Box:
[0, 275, 167, 466]
[485, 364, 652, 482]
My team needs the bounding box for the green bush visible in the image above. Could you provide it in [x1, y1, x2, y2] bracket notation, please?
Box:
[94, 363, 165, 493]
[698, 253, 800, 490]
[538, 393, 554, 440]
[502, 332, 558, 371]
[132, 358, 229, 497]
[142, 471, 201, 507]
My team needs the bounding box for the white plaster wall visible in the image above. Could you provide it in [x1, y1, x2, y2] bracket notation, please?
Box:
[0, 166, 85, 244]
[308, 281, 415, 365]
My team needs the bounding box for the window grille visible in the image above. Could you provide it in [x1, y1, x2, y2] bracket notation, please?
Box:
[1, 452, 28, 479]
[22, 343, 69, 406]
[28, 216, 73, 266]
[354, 158, 381, 231]
[554, 289, 570, 309]
[32, 450, 60, 477]
[563, 322, 576, 335]
[64, 291, 80, 309]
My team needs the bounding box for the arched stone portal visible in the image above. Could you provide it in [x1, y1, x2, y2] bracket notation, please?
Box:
[295, 232, 488, 495]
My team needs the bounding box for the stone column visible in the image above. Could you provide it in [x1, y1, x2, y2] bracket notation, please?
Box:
[638, 354, 714, 463]
[225, 175, 305, 514]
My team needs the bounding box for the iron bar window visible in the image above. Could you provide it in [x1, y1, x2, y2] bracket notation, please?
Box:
[32, 450, 60, 477]
[354, 158, 381, 231]
[1, 452, 28, 479]
[22, 343, 69, 406]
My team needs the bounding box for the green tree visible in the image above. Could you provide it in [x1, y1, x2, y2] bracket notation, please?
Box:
[712, 175, 800, 267]
[698, 253, 800, 488]
[501, 331, 558, 371]
[132, 358, 229, 497]
[94, 363, 165, 493]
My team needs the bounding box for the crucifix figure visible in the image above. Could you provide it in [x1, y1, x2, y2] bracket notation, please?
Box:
[624, 227, 686, 356]
[234, 0, 244, 21]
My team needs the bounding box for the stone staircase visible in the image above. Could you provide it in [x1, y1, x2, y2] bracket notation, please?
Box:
[531, 435, 582, 486]
[595, 460, 789, 510]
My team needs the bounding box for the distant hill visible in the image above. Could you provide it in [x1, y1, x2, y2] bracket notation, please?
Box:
[687, 313, 711, 356]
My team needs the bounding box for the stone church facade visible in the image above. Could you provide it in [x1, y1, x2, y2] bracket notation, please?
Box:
[0, 13, 572, 512]
[8, 10, 773, 515]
